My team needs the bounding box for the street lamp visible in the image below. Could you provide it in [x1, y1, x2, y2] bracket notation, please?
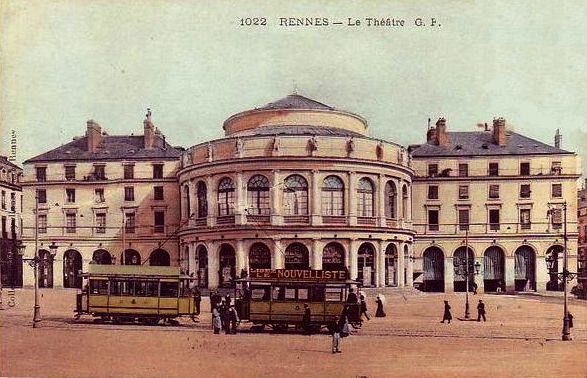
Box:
[16, 240, 57, 328]
[546, 202, 578, 341]
[454, 230, 481, 319]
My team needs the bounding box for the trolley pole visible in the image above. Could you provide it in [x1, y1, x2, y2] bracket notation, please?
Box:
[464, 228, 470, 319]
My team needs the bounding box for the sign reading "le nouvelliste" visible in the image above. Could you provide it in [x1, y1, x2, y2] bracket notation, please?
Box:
[249, 268, 348, 282]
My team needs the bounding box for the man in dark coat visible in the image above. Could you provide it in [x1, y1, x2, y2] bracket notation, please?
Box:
[441, 300, 452, 324]
[302, 303, 312, 334]
[193, 287, 202, 315]
[346, 288, 358, 304]
[477, 300, 486, 322]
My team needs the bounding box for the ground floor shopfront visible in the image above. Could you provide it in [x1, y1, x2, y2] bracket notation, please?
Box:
[413, 237, 579, 294]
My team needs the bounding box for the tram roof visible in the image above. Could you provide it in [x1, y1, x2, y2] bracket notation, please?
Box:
[85, 264, 180, 277]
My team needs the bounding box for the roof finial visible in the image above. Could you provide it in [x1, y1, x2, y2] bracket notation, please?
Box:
[293, 80, 298, 95]
[146, 108, 152, 121]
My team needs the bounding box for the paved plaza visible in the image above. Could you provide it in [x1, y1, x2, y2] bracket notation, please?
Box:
[1, 288, 586, 377]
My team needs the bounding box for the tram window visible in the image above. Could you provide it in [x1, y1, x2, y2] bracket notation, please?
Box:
[297, 288, 309, 301]
[111, 280, 134, 296]
[284, 287, 296, 300]
[325, 287, 343, 302]
[146, 282, 158, 296]
[89, 280, 108, 295]
[160, 282, 178, 297]
[311, 286, 325, 302]
[134, 281, 155, 296]
[251, 286, 269, 300]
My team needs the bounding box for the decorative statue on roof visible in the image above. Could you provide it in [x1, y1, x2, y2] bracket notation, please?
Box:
[376, 140, 384, 160]
[235, 137, 244, 155]
[346, 137, 355, 155]
[398, 146, 406, 163]
[146, 108, 152, 120]
[207, 142, 213, 162]
[273, 136, 280, 152]
[308, 135, 318, 151]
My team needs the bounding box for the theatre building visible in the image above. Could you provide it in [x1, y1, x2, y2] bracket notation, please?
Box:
[409, 119, 581, 293]
[0, 156, 23, 288]
[20, 115, 182, 287]
[177, 94, 415, 289]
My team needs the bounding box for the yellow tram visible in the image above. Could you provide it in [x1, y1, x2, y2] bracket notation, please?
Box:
[75, 265, 197, 325]
[235, 268, 361, 332]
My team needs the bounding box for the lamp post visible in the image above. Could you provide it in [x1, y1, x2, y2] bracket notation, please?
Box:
[455, 229, 481, 319]
[546, 202, 578, 341]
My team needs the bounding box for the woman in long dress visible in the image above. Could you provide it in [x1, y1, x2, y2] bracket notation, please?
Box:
[375, 296, 386, 317]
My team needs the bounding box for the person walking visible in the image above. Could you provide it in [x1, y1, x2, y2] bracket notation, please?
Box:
[472, 281, 478, 295]
[302, 303, 312, 335]
[346, 288, 358, 303]
[476, 300, 486, 322]
[359, 294, 370, 321]
[212, 305, 222, 334]
[568, 312, 574, 328]
[375, 295, 386, 317]
[441, 300, 452, 324]
[228, 302, 240, 334]
[193, 287, 201, 316]
[221, 301, 232, 334]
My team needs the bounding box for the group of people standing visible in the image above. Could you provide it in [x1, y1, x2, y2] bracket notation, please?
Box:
[211, 292, 240, 334]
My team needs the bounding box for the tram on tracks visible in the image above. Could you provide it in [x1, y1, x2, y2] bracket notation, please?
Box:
[234, 268, 362, 332]
[74, 265, 197, 325]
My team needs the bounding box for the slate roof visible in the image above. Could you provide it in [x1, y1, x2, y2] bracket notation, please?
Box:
[257, 94, 335, 111]
[24, 135, 183, 163]
[253, 124, 363, 137]
[409, 131, 573, 157]
[0, 155, 22, 170]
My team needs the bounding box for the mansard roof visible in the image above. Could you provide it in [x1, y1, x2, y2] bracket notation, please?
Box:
[24, 135, 183, 164]
[409, 131, 573, 157]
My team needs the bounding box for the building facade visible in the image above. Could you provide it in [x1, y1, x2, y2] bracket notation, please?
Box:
[20, 115, 182, 288]
[0, 156, 23, 288]
[177, 95, 416, 289]
[578, 183, 587, 298]
[409, 118, 581, 293]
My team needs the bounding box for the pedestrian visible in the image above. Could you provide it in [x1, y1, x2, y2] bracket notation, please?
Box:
[568, 312, 574, 328]
[212, 305, 222, 334]
[331, 322, 342, 354]
[472, 281, 478, 295]
[359, 294, 370, 321]
[221, 301, 231, 334]
[302, 303, 312, 334]
[346, 288, 358, 303]
[193, 287, 201, 316]
[210, 291, 219, 312]
[228, 302, 240, 334]
[441, 300, 452, 324]
[375, 295, 386, 317]
[476, 300, 486, 322]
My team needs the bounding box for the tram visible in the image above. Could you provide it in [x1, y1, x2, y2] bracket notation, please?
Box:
[74, 264, 197, 325]
[234, 268, 362, 332]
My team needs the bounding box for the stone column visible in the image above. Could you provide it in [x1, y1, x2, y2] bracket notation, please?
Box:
[348, 171, 357, 226]
[206, 176, 216, 227]
[535, 254, 548, 292]
[207, 242, 219, 289]
[188, 242, 197, 276]
[53, 251, 64, 288]
[405, 244, 414, 287]
[373, 241, 381, 287]
[271, 170, 283, 225]
[349, 239, 359, 280]
[444, 255, 454, 293]
[310, 170, 322, 225]
[475, 256, 485, 294]
[235, 171, 246, 225]
[273, 239, 284, 269]
[378, 174, 387, 227]
[189, 179, 197, 222]
[397, 243, 405, 287]
[505, 256, 515, 292]
[236, 239, 246, 275]
[378, 240, 386, 287]
[312, 239, 322, 270]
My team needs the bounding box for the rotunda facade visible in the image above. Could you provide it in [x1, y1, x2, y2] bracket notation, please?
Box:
[177, 94, 415, 289]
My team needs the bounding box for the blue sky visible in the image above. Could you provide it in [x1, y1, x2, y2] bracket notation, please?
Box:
[1, 0, 585, 177]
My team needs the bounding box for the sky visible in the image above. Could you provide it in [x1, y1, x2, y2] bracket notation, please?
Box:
[1, 0, 586, 178]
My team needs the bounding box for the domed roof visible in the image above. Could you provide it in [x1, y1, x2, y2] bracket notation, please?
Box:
[257, 94, 335, 111]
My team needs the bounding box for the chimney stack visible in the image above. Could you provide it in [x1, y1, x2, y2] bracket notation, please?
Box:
[492, 117, 507, 146]
[554, 128, 562, 148]
[144, 109, 155, 149]
[86, 120, 102, 153]
[435, 118, 450, 146]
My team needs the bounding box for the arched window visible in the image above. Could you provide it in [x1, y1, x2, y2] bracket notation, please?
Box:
[150, 249, 170, 266]
[249, 243, 271, 269]
[247, 175, 271, 215]
[197, 181, 208, 218]
[357, 178, 374, 217]
[183, 185, 190, 219]
[123, 249, 141, 265]
[385, 181, 397, 219]
[322, 242, 345, 271]
[283, 175, 308, 215]
[217, 177, 235, 216]
[321, 175, 344, 216]
[285, 243, 309, 270]
[92, 249, 112, 265]
[402, 184, 409, 219]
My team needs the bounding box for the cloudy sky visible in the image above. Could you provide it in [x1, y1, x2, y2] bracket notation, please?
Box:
[1, 0, 586, 177]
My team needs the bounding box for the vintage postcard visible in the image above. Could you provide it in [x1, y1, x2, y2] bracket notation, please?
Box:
[1, 1, 586, 377]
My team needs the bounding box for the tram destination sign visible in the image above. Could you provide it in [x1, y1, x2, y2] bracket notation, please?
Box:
[249, 268, 348, 282]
